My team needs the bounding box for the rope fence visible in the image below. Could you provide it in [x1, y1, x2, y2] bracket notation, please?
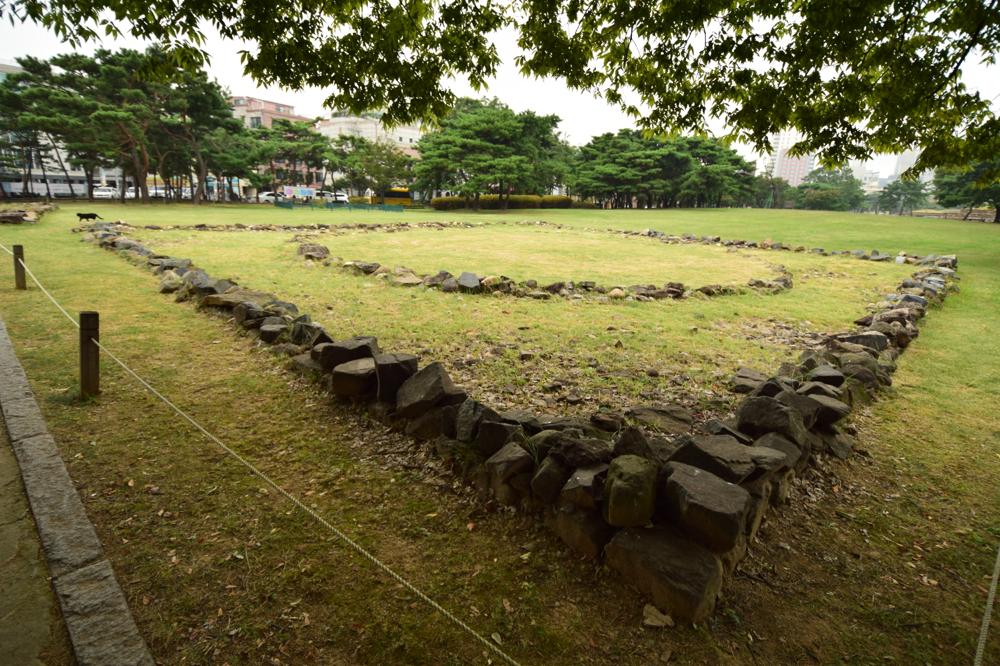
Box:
[0, 241, 523, 666]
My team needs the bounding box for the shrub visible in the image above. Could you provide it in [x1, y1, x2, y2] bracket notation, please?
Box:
[430, 196, 467, 210]
[429, 194, 550, 210]
[348, 195, 371, 204]
[571, 199, 598, 209]
[540, 195, 573, 208]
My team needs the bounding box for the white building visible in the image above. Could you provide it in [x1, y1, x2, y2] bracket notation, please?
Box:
[765, 130, 816, 187]
[849, 160, 883, 194]
[892, 149, 933, 182]
[316, 113, 423, 157]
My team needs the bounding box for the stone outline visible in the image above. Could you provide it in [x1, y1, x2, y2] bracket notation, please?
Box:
[0, 317, 154, 666]
[76, 220, 958, 623]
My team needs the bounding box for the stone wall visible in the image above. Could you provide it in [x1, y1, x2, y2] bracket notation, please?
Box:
[77, 220, 959, 623]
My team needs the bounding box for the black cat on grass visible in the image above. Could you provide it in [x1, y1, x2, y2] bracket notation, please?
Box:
[76, 213, 103, 221]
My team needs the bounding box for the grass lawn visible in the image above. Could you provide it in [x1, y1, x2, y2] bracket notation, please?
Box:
[0, 203, 997, 665]
[127, 222, 910, 416]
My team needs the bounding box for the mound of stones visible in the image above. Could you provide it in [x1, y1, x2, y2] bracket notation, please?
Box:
[77, 221, 959, 624]
[298, 242, 794, 302]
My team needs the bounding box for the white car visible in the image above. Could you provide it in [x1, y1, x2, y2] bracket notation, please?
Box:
[316, 191, 350, 204]
[92, 186, 117, 199]
[259, 192, 285, 203]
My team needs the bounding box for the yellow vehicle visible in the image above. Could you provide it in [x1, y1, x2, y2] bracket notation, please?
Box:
[381, 187, 412, 206]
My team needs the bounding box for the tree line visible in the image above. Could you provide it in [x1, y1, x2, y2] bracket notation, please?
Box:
[0, 48, 413, 203]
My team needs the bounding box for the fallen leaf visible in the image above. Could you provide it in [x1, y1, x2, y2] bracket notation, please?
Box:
[643, 604, 675, 628]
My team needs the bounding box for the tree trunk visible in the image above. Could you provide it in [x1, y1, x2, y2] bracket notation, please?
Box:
[993, 206, 999, 223]
[194, 155, 209, 204]
[23, 148, 33, 195]
[47, 135, 77, 198]
[37, 149, 52, 199]
[84, 168, 95, 201]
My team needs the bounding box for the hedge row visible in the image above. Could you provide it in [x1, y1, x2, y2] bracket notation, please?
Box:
[430, 194, 577, 210]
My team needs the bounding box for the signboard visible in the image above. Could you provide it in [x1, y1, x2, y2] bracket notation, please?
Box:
[283, 186, 316, 198]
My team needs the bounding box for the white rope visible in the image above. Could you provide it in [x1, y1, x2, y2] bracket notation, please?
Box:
[0, 241, 522, 666]
[974, 541, 1000, 666]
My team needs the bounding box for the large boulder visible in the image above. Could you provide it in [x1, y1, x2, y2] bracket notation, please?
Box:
[669, 435, 755, 483]
[531, 456, 572, 504]
[329, 358, 377, 397]
[736, 396, 809, 447]
[486, 442, 535, 503]
[158, 270, 184, 294]
[626, 405, 693, 435]
[396, 362, 466, 418]
[455, 399, 501, 442]
[662, 462, 751, 553]
[258, 323, 287, 344]
[559, 464, 609, 510]
[752, 432, 804, 472]
[298, 243, 330, 260]
[807, 365, 845, 387]
[373, 353, 419, 402]
[549, 508, 616, 560]
[603, 455, 658, 527]
[473, 420, 522, 457]
[605, 527, 724, 623]
[457, 272, 481, 293]
[838, 331, 890, 352]
[548, 435, 614, 468]
[809, 394, 851, 426]
[313, 336, 379, 371]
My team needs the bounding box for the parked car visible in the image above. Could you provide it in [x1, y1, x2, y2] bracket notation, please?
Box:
[92, 186, 117, 199]
[316, 191, 349, 204]
[259, 191, 285, 203]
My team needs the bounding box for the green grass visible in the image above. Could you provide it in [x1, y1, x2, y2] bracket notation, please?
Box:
[0, 203, 998, 665]
[292, 225, 777, 286]
[132, 222, 910, 416]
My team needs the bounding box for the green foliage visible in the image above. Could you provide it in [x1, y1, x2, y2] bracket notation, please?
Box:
[571, 130, 754, 208]
[794, 168, 865, 211]
[878, 179, 930, 216]
[540, 195, 572, 208]
[933, 161, 1000, 223]
[430, 194, 565, 210]
[5, 1, 997, 169]
[414, 99, 570, 207]
[341, 137, 412, 203]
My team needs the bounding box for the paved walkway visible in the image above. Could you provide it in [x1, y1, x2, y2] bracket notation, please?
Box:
[0, 420, 73, 665]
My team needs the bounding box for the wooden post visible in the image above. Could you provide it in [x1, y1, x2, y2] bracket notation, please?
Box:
[80, 311, 100, 399]
[13, 245, 26, 290]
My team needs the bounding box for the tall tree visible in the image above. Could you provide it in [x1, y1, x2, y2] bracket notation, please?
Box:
[345, 138, 412, 203]
[878, 179, 930, 216]
[795, 168, 865, 211]
[934, 161, 1000, 223]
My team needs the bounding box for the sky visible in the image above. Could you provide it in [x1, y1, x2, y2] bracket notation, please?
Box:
[2, 18, 997, 178]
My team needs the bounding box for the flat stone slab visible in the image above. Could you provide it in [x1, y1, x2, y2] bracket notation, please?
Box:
[605, 527, 723, 623]
[55, 559, 154, 665]
[0, 317, 153, 665]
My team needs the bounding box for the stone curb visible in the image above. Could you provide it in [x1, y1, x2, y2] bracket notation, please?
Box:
[0, 317, 154, 666]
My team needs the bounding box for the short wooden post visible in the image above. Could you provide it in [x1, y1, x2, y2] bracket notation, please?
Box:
[13, 245, 26, 290]
[80, 311, 100, 398]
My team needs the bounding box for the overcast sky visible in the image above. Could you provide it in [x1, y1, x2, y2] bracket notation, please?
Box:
[2, 19, 997, 178]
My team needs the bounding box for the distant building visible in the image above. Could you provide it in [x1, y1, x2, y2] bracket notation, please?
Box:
[230, 96, 313, 129]
[0, 61, 21, 82]
[765, 130, 816, 187]
[849, 160, 882, 194]
[892, 149, 933, 183]
[316, 113, 423, 157]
